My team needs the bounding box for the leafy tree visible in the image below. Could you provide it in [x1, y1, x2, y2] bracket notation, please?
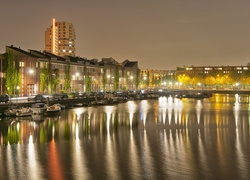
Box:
[64, 64, 71, 93]
[114, 66, 119, 91]
[134, 69, 140, 90]
[50, 69, 60, 93]
[146, 71, 150, 88]
[85, 73, 91, 92]
[102, 68, 107, 91]
[3, 51, 20, 96]
[40, 67, 49, 93]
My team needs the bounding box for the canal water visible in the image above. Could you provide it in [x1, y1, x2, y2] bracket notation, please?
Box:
[0, 94, 250, 179]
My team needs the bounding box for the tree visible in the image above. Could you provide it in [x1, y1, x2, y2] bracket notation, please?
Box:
[114, 66, 119, 91]
[3, 51, 20, 96]
[64, 64, 71, 93]
[40, 67, 49, 93]
[134, 69, 140, 90]
[85, 73, 91, 92]
[49, 69, 60, 93]
[102, 68, 107, 91]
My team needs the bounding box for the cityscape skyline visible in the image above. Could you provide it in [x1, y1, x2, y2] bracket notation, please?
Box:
[1, 0, 250, 70]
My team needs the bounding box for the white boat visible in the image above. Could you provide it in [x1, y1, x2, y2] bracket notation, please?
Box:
[30, 103, 48, 114]
[16, 107, 32, 117]
[46, 104, 61, 116]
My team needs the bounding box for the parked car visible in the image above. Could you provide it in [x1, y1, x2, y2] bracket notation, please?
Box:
[0, 94, 10, 103]
[27, 94, 46, 102]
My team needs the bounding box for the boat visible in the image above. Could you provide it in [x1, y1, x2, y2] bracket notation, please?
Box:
[30, 103, 48, 114]
[46, 104, 61, 116]
[3, 107, 18, 117]
[16, 107, 32, 117]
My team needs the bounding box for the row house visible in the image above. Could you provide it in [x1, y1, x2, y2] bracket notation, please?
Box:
[99, 58, 139, 91]
[0, 45, 139, 95]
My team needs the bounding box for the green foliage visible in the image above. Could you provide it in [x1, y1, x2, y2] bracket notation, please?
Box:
[102, 68, 107, 91]
[85, 73, 91, 92]
[134, 69, 140, 90]
[40, 67, 49, 93]
[4, 51, 20, 96]
[114, 66, 119, 91]
[64, 64, 71, 92]
[49, 69, 60, 93]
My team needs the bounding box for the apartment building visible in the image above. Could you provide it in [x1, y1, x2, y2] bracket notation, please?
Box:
[1, 46, 140, 95]
[176, 65, 249, 75]
[45, 18, 76, 57]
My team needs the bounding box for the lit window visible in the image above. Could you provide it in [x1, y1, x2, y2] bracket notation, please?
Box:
[69, 50, 72, 53]
[62, 49, 66, 52]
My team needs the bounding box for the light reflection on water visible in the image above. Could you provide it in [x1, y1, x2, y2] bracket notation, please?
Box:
[0, 94, 250, 179]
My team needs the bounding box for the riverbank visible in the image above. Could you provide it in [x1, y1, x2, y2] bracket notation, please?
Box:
[0, 89, 249, 112]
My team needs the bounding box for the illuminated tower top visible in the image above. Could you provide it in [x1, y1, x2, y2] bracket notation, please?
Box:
[45, 18, 76, 56]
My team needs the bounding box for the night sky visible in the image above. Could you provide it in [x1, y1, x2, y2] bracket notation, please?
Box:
[1, 0, 250, 70]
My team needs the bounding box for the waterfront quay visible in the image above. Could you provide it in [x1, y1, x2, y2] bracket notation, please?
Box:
[0, 89, 249, 112]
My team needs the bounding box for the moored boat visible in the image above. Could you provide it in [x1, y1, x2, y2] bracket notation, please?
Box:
[16, 107, 32, 117]
[46, 104, 61, 116]
[30, 103, 48, 114]
[3, 107, 18, 117]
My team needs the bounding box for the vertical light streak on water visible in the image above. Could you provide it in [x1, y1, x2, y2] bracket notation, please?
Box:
[52, 125, 55, 139]
[128, 129, 142, 179]
[157, 129, 169, 177]
[140, 100, 150, 127]
[128, 101, 136, 129]
[234, 104, 239, 128]
[72, 120, 90, 179]
[235, 123, 247, 179]
[105, 106, 120, 179]
[158, 96, 167, 124]
[176, 99, 183, 125]
[196, 100, 202, 125]
[27, 134, 40, 179]
[235, 94, 239, 104]
[6, 144, 16, 179]
[197, 130, 207, 173]
[141, 130, 156, 179]
[234, 94, 240, 128]
[166, 97, 173, 125]
[162, 105, 167, 125]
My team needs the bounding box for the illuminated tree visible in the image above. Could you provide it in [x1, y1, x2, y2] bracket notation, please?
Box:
[64, 64, 71, 93]
[134, 69, 140, 90]
[102, 68, 107, 91]
[3, 51, 20, 96]
[114, 66, 119, 91]
[85, 73, 91, 92]
[40, 67, 49, 93]
[50, 69, 60, 93]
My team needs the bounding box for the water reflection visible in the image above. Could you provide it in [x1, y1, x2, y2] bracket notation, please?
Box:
[0, 94, 250, 179]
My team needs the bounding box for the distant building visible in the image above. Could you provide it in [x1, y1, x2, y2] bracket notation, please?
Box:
[45, 18, 76, 57]
[176, 65, 249, 75]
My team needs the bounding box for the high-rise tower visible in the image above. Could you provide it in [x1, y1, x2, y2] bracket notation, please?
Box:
[45, 18, 76, 56]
